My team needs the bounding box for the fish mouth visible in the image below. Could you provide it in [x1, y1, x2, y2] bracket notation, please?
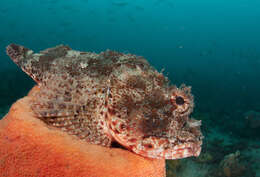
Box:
[132, 139, 202, 159]
[110, 128, 202, 159]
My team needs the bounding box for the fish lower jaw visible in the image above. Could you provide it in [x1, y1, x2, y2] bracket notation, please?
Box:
[132, 142, 202, 159]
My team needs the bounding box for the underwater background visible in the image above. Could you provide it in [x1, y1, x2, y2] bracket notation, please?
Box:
[0, 0, 259, 176]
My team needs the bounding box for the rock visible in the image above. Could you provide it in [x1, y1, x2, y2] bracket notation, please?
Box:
[219, 151, 246, 177]
[244, 110, 260, 129]
[207, 150, 254, 177]
[166, 160, 181, 177]
[0, 87, 165, 177]
[195, 151, 214, 163]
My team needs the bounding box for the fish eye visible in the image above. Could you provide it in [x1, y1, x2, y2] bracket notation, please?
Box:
[175, 96, 185, 105]
[170, 85, 194, 117]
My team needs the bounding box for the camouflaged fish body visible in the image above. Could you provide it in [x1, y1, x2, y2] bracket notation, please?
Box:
[6, 44, 203, 159]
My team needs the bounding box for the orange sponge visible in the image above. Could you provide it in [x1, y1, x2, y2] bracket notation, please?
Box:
[0, 88, 165, 177]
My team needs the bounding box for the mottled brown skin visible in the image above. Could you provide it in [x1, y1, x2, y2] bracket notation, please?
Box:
[6, 44, 203, 159]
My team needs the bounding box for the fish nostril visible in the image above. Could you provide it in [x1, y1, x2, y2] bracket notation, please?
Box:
[176, 96, 185, 105]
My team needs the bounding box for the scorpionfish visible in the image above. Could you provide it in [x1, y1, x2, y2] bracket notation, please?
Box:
[6, 44, 203, 159]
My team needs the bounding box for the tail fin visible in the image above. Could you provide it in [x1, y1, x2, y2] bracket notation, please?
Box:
[7, 43, 72, 84]
[6, 43, 39, 82]
[6, 43, 33, 66]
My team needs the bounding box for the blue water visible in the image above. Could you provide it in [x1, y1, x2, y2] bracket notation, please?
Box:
[0, 0, 260, 176]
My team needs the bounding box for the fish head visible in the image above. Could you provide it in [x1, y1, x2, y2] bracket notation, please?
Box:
[107, 83, 203, 159]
